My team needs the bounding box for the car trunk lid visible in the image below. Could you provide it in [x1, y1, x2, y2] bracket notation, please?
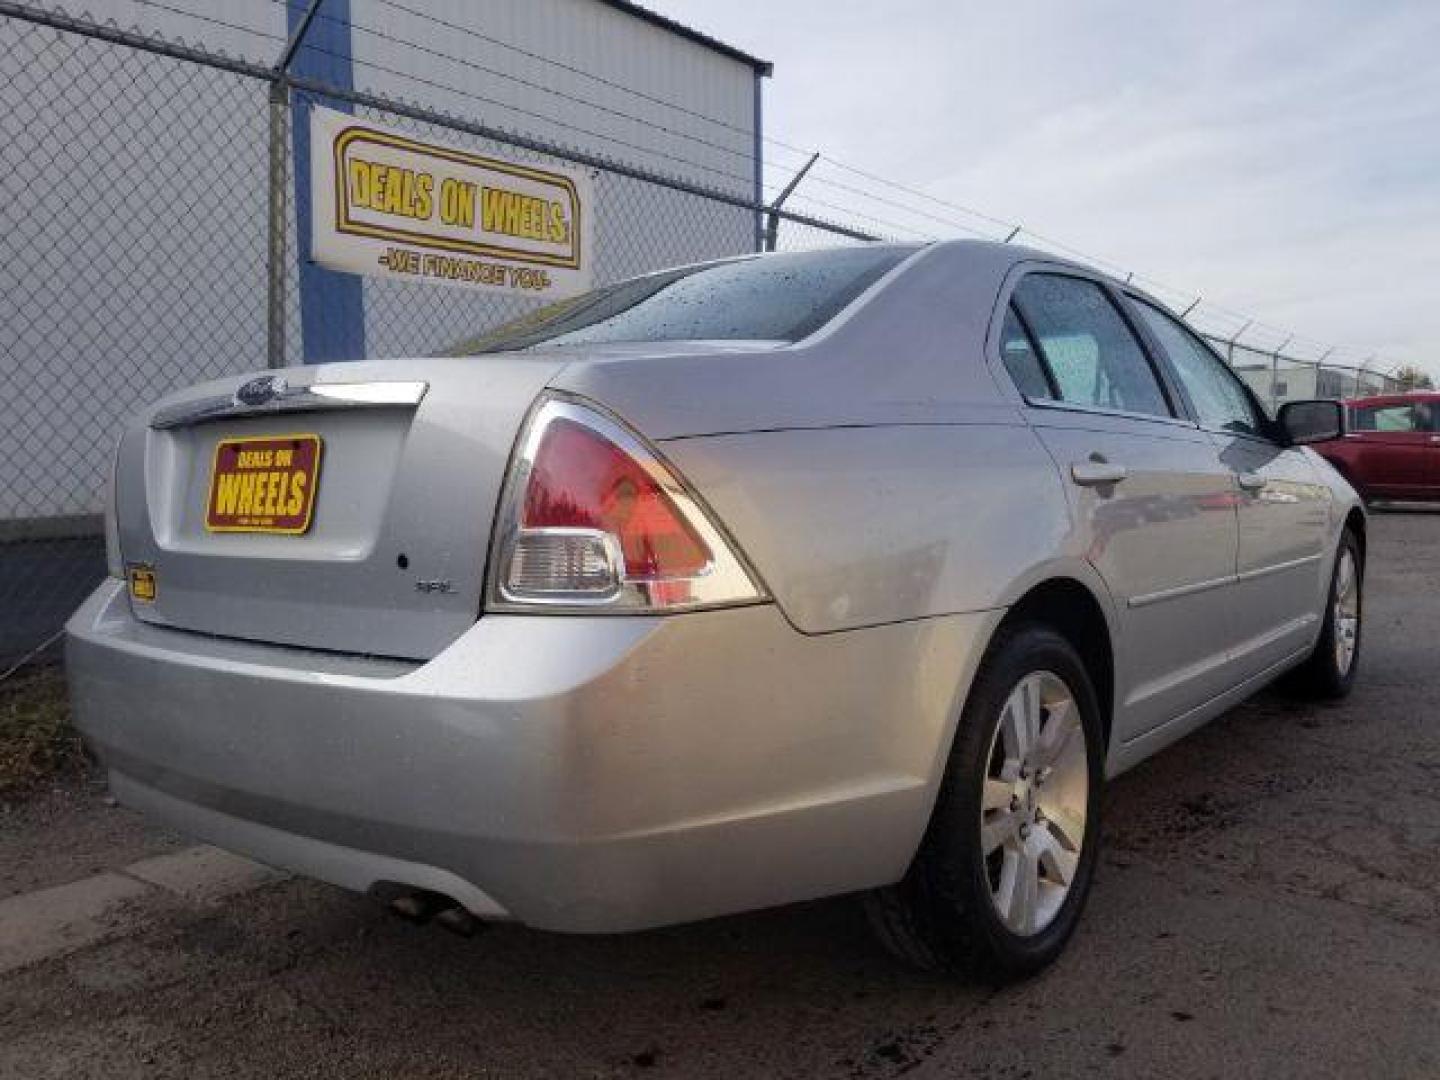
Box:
[114, 355, 567, 659]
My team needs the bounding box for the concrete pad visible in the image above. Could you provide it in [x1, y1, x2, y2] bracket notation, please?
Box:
[121, 845, 287, 903]
[0, 872, 154, 974]
[0, 846, 286, 975]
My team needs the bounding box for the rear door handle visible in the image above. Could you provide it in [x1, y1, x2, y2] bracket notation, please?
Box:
[1236, 471, 1267, 491]
[1071, 461, 1128, 486]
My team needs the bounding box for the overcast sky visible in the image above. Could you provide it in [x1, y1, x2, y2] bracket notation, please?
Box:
[655, 0, 1440, 375]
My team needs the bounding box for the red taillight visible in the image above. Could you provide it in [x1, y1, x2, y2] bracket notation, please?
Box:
[490, 396, 763, 612]
[523, 418, 710, 579]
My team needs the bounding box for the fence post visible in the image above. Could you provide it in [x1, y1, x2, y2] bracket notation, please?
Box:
[265, 80, 289, 369]
[1354, 358, 1371, 398]
[764, 152, 819, 252]
[265, 0, 325, 369]
[752, 69, 764, 252]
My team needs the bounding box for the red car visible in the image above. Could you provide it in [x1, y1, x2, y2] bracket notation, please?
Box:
[1314, 392, 1440, 502]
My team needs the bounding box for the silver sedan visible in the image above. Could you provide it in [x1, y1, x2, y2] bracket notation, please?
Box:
[66, 241, 1364, 979]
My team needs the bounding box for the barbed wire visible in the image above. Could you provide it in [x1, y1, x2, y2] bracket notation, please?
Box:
[114, 0, 768, 193]
[0, 0, 1414, 676]
[3, 0, 1405, 371]
[774, 156, 1394, 368]
[273, 3, 770, 169]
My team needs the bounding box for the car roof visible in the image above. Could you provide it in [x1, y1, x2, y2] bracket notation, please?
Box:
[747, 238, 1142, 298]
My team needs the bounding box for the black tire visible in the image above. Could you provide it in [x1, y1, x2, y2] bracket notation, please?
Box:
[1283, 529, 1363, 700]
[865, 624, 1105, 982]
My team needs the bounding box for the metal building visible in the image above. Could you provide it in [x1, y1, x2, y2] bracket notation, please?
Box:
[0, 0, 770, 661]
[1, 0, 769, 524]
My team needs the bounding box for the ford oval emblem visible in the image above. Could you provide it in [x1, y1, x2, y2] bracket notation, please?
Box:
[234, 375, 287, 407]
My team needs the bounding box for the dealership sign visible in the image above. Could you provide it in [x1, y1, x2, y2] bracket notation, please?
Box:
[309, 106, 593, 298]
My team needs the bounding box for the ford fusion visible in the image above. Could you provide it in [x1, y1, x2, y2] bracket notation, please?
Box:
[67, 242, 1364, 978]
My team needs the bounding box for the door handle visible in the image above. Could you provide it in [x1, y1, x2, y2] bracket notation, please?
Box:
[1236, 471, 1267, 491]
[1071, 461, 1128, 486]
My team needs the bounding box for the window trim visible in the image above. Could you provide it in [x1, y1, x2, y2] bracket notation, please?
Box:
[1021, 395, 1206, 429]
[1121, 291, 1281, 446]
[1004, 299, 1198, 429]
[1003, 302, 1062, 401]
[998, 268, 1185, 423]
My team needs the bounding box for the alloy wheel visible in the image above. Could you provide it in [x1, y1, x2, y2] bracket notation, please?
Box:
[1334, 548, 1360, 677]
[979, 671, 1089, 936]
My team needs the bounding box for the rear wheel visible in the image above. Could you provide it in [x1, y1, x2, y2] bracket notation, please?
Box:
[865, 625, 1104, 981]
[1285, 530, 1363, 699]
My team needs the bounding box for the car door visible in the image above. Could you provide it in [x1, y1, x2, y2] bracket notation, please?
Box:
[1001, 272, 1242, 743]
[1425, 400, 1440, 497]
[1127, 297, 1331, 678]
[1346, 399, 1436, 499]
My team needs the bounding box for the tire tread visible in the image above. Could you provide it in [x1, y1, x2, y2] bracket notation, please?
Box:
[865, 622, 1102, 982]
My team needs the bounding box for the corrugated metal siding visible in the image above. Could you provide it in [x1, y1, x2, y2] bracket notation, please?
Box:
[0, 13, 278, 522]
[79, 0, 289, 65]
[347, 0, 760, 360]
[3, 1, 760, 520]
[349, 0, 756, 196]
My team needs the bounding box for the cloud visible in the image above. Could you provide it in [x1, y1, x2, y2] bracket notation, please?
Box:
[656, 0, 1440, 372]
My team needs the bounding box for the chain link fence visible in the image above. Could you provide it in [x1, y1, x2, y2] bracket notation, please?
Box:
[0, 3, 870, 669]
[0, 3, 1406, 671]
[2, 10, 277, 669]
[1203, 337, 1400, 417]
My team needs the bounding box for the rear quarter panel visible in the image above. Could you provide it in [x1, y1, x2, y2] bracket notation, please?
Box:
[661, 421, 1075, 634]
[550, 243, 1097, 634]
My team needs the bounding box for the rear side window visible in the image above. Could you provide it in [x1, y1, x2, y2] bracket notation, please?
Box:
[449, 246, 914, 354]
[1011, 274, 1172, 418]
[1350, 402, 1434, 432]
[1129, 298, 1264, 436]
[999, 306, 1055, 400]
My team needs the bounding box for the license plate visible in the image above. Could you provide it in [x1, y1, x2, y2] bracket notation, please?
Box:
[205, 434, 322, 534]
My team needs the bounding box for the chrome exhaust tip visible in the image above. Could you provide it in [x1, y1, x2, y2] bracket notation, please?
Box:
[382, 886, 487, 937]
[387, 888, 452, 925]
[434, 904, 483, 938]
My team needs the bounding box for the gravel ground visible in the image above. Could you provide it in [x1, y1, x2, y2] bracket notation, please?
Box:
[2, 511, 1438, 1079]
[0, 777, 183, 901]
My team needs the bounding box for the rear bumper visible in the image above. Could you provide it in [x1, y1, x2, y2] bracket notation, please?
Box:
[66, 580, 996, 932]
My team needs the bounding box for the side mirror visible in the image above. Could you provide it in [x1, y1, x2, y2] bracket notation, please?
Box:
[1277, 399, 1344, 446]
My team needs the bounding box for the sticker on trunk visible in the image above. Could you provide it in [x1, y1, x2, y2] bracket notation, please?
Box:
[127, 564, 157, 603]
[205, 434, 322, 534]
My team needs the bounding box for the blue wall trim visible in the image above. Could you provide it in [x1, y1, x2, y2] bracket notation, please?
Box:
[287, 0, 365, 363]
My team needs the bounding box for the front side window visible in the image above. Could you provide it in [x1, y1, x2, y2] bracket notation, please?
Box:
[1350, 402, 1434, 432]
[1129, 299, 1265, 437]
[448, 246, 914, 355]
[1010, 274, 1171, 418]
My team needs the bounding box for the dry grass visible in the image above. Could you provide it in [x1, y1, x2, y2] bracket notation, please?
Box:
[0, 664, 84, 798]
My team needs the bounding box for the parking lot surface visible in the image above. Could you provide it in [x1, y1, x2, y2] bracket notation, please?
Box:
[2, 512, 1438, 1079]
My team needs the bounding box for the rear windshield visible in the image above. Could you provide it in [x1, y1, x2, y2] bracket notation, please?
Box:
[449, 245, 914, 355]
